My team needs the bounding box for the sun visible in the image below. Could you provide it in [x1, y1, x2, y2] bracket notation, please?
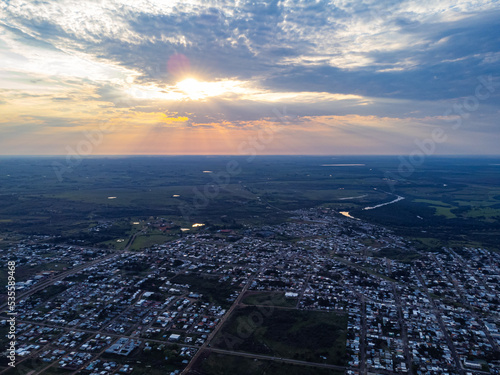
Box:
[176, 77, 247, 100]
[176, 78, 221, 100]
[127, 77, 250, 101]
[177, 78, 202, 95]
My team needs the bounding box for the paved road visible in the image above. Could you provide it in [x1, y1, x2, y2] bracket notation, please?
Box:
[0, 329, 67, 375]
[5, 318, 201, 348]
[209, 348, 350, 371]
[181, 267, 262, 374]
[392, 283, 413, 375]
[413, 267, 465, 375]
[205, 348, 403, 375]
[359, 295, 366, 375]
[0, 229, 145, 316]
[433, 252, 500, 352]
[0, 252, 122, 315]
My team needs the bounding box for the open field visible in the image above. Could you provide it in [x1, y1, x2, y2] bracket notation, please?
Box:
[371, 247, 421, 262]
[1, 358, 47, 375]
[129, 233, 176, 250]
[212, 306, 348, 366]
[189, 352, 344, 375]
[171, 273, 238, 308]
[242, 291, 298, 308]
[0, 156, 499, 250]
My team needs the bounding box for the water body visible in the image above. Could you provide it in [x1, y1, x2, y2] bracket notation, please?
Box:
[340, 211, 359, 220]
[338, 194, 368, 200]
[363, 195, 405, 210]
[340, 194, 405, 219]
[321, 164, 365, 167]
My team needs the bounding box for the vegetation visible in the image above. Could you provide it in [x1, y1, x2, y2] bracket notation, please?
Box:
[129, 233, 175, 250]
[0, 156, 499, 250]
[242, 291, 298, 308]
[372, 248, 421, 262]
[191, 352, 344, 375]
[171, 273, 237, 308]
[213, 306, 348, 366]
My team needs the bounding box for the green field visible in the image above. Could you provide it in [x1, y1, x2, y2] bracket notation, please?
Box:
[171, 273, 238, 308]
[372, 247, 421, 262]
[99, 343, 188, 375]
[0, 326, 10, 355]
[242, 291, 298, 308]
[0, 156, 499, 250]
[0, 261, 72, 287]
[434, 206, 457, 219]
[0, 358, 47, 375]
[129, 233, 176, 250]
[464, 206, 500, 219]
[191, 352, 344, 375]
[413, 199, 452, 207]
[213, 306, 348, 366]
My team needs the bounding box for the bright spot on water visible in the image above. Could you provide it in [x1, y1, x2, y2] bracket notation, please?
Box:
[321, 164, 365, 167]
[340, 211, 357, 219]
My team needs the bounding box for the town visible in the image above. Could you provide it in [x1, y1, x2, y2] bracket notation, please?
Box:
[1, 208, 499, 375]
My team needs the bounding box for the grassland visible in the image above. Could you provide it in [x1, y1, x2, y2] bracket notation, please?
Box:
[129, 233, 176, 250]
[171, 273, 237, 308]
[413, 199, 452, 207]
[213, 306, 348, 366]
[242, 291, 298, 308]
[371, 248, 421, 262]
[435, 206, 457, 219]
[0, 260, 72, 289]
[98, 344, 187, 375]
[0, 156, 499, 250]
[190, 352, 344, 375]
[0, 326, 9, 355]
[1, 358, 47, 375]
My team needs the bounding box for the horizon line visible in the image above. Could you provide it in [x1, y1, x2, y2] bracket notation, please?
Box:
[1, 154, 500, 158]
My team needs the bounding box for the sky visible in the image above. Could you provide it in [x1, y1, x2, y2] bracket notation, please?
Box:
[1, 0, 499, 155]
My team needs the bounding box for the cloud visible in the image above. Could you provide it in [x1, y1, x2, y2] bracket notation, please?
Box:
[0, 0, 499, 154]
[161, 115, 189, 123]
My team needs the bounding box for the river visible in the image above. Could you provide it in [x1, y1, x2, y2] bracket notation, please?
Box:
[339, 211, 359, 220]
[340, 194, 405, 219]
[363, 195, 405, 210]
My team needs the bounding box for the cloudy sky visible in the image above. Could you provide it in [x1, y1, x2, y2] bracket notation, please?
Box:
[1, 0, 499, 155]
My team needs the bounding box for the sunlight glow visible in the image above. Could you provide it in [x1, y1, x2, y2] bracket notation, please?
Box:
[126, 85, 184, 101]
[126, 78, 250, 101]
[126, 79, 365, 104]
[176, 78, 247, 100]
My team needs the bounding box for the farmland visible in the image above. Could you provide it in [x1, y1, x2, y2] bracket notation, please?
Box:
[0, 156, 499, 251]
